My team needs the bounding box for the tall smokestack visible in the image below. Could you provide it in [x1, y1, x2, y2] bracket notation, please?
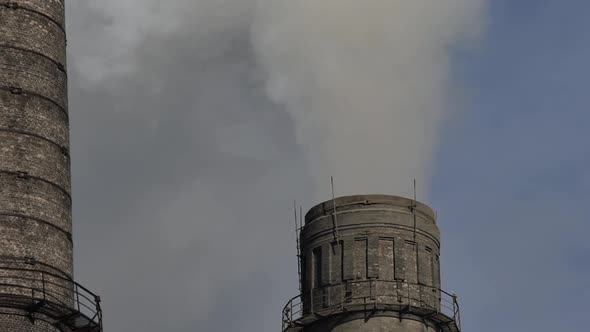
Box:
[0, 1, 102, 331]
[282, 195, 460, 332]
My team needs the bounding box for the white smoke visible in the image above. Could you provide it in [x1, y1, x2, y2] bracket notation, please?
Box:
[74, 0, 255, 82]
[251, 0, 486, 199]
[68, 1, 487, 330]
[75, 1, 486, 199]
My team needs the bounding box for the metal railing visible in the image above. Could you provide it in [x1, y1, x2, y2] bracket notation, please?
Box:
[0, 257, 102, 331]
[282, 280, 460, 331]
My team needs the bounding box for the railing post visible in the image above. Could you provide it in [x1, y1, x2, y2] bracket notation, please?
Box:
[452, 293, 460, 329]
[96, 295, 102, 318]
[452, 293, 457, 319]
[75, 283, 80, 312]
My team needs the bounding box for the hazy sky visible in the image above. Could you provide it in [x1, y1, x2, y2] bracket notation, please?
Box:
[65, 1, 588, 331]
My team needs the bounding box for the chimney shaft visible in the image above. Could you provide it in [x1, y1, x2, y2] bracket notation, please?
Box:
[283, 195, 460, 332]
[0, 1, 102, 330]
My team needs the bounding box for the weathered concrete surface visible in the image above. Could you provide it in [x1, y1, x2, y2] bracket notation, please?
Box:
[306, 312, 437, 332]
[298, 195, 445, 332]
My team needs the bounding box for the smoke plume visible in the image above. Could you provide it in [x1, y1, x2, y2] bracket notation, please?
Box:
[252, 0, 486, 199]
[76, 0, 485, 199]
[67, 1, 487, 330]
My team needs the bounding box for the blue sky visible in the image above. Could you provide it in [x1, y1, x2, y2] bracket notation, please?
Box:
[432, 1, 589, 330]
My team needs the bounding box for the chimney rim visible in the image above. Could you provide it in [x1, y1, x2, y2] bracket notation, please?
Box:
[304, 194, 436, 224]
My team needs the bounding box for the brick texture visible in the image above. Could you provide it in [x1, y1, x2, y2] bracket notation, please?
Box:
[0, 172, 71, 233]
[0, 6, 66, 65]
[0, 47, 67, 109]
[0, 309, 63, 332]
[0, 1, 79, 330]
[1, 0, 66, 29]
[0, 84, 70, 148]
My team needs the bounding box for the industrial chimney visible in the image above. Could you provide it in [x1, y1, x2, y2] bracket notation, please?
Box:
[0, 1, 102, 331]
[282, 195, 460, 332]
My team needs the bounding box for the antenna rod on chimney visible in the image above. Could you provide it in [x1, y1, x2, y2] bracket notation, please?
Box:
[331, 176, 339, 240]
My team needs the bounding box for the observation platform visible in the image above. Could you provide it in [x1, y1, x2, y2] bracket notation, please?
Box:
[0, 257, 102, 332]
[282, 280, 460, 332]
